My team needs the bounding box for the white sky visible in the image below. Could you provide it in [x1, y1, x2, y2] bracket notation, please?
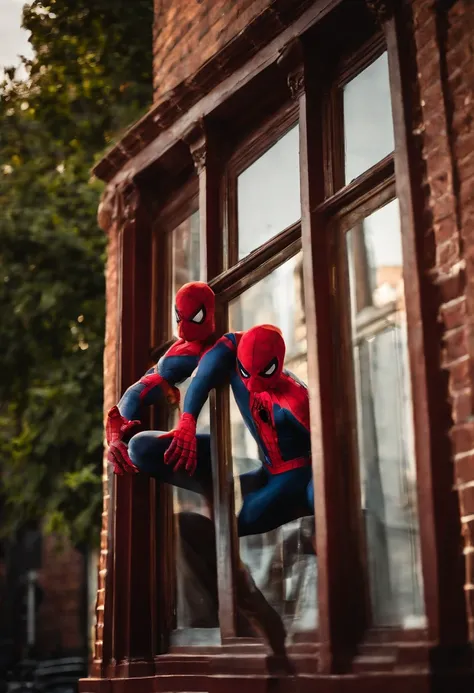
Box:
[0, 0, 33, 71]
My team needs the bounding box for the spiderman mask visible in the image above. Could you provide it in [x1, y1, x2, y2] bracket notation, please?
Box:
[237, 325, 285, 393]
[175, 281, 215, 342]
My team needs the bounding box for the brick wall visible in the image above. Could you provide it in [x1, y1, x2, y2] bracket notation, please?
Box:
[412, 0, 474, 636]
[36, 535, 85, 656]
[153, 0, 271, 101]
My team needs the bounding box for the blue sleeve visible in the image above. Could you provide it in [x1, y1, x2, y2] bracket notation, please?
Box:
[117, 351, 200, 420]
[157, 354, 199, 385]
[183, 335, 237, 419]
[117, 367, 155, 420]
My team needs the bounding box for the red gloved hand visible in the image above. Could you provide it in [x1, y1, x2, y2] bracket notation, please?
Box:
[106, 405, 141, 445]
[107, 440, 138, 476]
[164, 413, 197, 475]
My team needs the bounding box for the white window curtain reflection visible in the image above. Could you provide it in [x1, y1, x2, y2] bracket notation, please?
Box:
[347, 200, 425, 629]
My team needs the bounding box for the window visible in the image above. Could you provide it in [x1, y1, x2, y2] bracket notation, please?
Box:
[131, 8, 442, 678]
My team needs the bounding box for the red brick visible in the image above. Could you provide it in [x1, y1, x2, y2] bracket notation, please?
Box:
[424, 140, 451, 173]
[461, 177, 474, 205]
[415, 35, 439, 67]
[444, 325, 469, 362]
[418, 49, 442, 85]
[423, 115, 448, 152]
[437, 237, 460, 266]
[452, 387, 472, 422]
[459, 153, 474, 184]
[430, 170, 455, 201]
[429, 190, 459, 224]
[440, 297, 468, 330]
[432, 216, 457, 244]
[435, 266, 466, 304]
[455, 453, 474, 485]
[460, 486, 474, 516]
[421, 82, 447, 121]
[465, 552, 474, 588]
[414, 8, 437, 47]
[413, 0, 436, 28]
[450, 421, 474, 454]
[462, 517, 474, 548]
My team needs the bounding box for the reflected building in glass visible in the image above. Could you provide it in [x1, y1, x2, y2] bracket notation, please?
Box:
[229, 252, 317, 637]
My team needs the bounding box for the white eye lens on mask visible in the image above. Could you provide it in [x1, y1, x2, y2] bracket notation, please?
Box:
[238, 361, 250, 379]
[191, 307, 205, 324]
[259, 357, 278, 378]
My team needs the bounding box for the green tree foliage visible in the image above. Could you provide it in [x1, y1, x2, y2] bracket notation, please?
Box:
[0, 0, 153, 546]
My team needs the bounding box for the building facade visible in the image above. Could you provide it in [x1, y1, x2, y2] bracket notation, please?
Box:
[81, 0, 474, 690]
[0, 529, 90, 689]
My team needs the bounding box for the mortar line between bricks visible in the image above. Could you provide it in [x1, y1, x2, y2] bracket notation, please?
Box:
[456, 479, 474, 490]
[441, 295, 467, 309]
[446, 355, 470, 370]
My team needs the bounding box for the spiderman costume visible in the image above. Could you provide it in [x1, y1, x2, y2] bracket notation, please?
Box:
[128, 324, 315, 536]
[106, 281, 216, 475]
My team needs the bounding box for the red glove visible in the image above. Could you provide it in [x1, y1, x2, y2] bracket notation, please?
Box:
[106, 406, 141, 476]
[107, 440, 138, 476]
[164, 413, 197, 475]
[106, 405, 141, 445]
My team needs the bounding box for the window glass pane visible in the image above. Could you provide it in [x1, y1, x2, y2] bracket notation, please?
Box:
[169, 212, 218, 640]
[229, 252, 317, 639]
[343, 52, 394, 184]
[346, 200, 426, 628]
[171, 211, 200, 334]
[237, 125, 300, 261]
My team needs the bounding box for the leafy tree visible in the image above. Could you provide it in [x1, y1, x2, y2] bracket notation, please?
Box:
[0, 0, 153, 547]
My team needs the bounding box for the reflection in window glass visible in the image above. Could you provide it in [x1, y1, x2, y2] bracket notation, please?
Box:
[229, 252, 317, 638]
[171, 211, 200, 335]
[169, 212, 218, 637]
[237, 125, 301, 261]
[343, 52, 394, 184]
[346, 200, 425, 628]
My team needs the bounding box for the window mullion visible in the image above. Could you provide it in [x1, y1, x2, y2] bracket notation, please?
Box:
[186, 122, 239, 640]
[296, 41, 367, 673]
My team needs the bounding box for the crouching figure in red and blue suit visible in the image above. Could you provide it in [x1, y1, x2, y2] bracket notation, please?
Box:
[126, 323, 315, 537]
[106, 280, 217, 479]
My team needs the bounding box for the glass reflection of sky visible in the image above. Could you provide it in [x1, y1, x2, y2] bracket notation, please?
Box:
[364, 199, 402, 268]
[237, 125, 301, 260]
[344, 52, 394, 184]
